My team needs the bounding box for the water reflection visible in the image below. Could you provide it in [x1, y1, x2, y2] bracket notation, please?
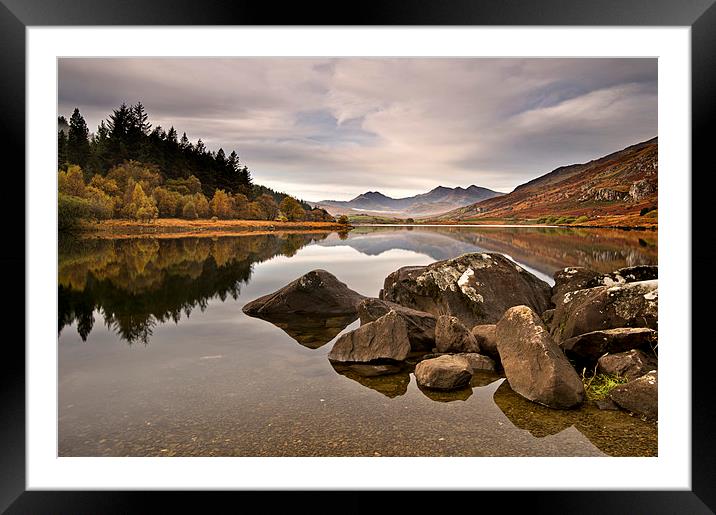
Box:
[58, 233, 328, 344]
[331, 362, 411, 398]
[318, 225, 657, 276]
[257, 313, 358, 349]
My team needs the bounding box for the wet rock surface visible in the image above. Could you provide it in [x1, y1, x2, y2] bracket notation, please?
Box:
[435, 315, 480, 353]
[381, 252, 552, 327]
[414, 355, 473, 390]
[243, 269, 366, 317]
[328, 310, 411, 363]
[560, 327, 657, 363]
[496, 306, 585, 409]
[551, 280, 658, 343]
[597, 349, 658, 381]
[358, 298, 436, 351]
[609, 370, 658, 420]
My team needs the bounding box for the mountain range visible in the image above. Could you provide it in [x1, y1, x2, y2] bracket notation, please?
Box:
[313, 185, 503, 218]
[430, 137, 658, 226]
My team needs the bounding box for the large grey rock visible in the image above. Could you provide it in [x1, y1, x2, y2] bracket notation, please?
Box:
[327, 311, 410, 363]
[414, 355, 473, 390]
[471, 324, 498, 359]
[435, 315, 480, 353]
[598, 349, 658, 381]
[358, 297, 436, 351]
[551, 280, 658, 343]
[560, 327, 658, 363]
[381, 252, 552, 328]
[496, 306, 585, 409]
[609, 370, 658, 420]
[243, 269, 365, 317]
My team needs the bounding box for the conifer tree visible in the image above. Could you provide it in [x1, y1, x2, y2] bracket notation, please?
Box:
[67, 108, 90, 168]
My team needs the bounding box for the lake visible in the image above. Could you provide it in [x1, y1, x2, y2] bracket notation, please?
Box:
[58, 225, 658, 457]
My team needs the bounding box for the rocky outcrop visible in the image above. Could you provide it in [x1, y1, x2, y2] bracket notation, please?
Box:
[357, 298, 436, 351]
[435, 315, 480, 353]
[560, 327, 658, 363]
[496, 306, 585, 409]
[598, 349, 658, 381]
[414, 355, 473, 390]
[551, 280, 658, 342]
[470, 324, 498, 358]
[629, 179, 656, 201]
[243, 269, 365, 317]
[327, 311, 410, 363]
[381, 252, 552, 328]
[609, 370, 658, 420]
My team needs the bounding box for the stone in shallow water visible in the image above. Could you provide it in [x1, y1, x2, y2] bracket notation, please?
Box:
[496, 305, 585, 409]
[381, 252, 552, 327]
[414, 355, 473, 390]
[242, 269, 366, 317]
[454, 352, 496, 373]
[327, 310, 411, 363]
[417, 384, 473, 402]
[358, 297, 436, 351]
[435, 315, 480, 353]
[609, 370, 658, 420]
[470, 324, 499, 359]
[330, 363, 410, 398]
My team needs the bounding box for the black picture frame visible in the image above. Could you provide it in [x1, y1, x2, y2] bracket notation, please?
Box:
[3, 0, 710, 512]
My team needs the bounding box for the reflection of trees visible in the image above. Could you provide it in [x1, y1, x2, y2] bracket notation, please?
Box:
[58, 233, 328, 344]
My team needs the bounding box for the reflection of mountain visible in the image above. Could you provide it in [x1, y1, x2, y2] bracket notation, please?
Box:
[58, 233, 328, 344]
[493, 380, 657, 457]
[317, 226, 657, 276]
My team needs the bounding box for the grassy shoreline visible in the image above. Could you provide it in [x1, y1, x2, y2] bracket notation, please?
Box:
[73, 218, 352, 239]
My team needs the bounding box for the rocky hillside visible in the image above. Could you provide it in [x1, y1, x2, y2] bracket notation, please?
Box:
[314, 185, 503, 218]
[431, 138, 658, 226]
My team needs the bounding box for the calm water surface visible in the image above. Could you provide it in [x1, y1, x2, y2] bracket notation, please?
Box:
[58, 226, 658, 456]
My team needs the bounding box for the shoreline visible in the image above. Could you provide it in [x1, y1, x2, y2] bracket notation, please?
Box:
[354, 222, 657, 231]
[71, 219, 353, 239]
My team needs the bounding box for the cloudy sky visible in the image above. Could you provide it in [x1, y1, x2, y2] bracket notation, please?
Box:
[58, 58, 657, 201]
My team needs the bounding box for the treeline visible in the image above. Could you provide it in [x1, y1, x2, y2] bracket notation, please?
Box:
[58, 161, 334, 230]
[58, 102, 332, 229]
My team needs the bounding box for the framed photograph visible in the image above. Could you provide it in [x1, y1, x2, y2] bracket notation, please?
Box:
[5, 0, 711, 511]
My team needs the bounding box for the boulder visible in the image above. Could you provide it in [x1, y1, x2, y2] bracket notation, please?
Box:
[496, 305, 585, 409]
[414, 355, 473, 390]
[454, 353, 496, 373]
[381, 252, 552, 328]
[551, 280, 658, 343]
[471, 324, 499, 359]
[327, 310, 411, 363]
[435, 315, 480, 353]
[358, 298, 436, 351]
[243, 269, 365, 317]
[560, 327, 658, 363]
[541, 309, 555, 327]
[610, 265, 658, 283]
[609, 370, 658, 420]
[598, 349, 658, 381]
[552, 267, 603, 305]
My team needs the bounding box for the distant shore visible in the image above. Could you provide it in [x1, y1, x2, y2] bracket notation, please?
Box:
[73, 218, 353, 239]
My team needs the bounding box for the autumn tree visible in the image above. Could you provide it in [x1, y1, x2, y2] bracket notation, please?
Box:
[257, 194, 279, 220]
[279, 196, 305, 221]
[58, 165, 87, 197]
[210, 189, 235, 219]
[123, 183, 158, 221]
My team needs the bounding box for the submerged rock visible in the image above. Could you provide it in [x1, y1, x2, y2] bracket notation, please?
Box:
[418, 384, 473, 402]
[243, 269, 365, 317]
[496, 305, 585, 409]
[598, 349, 658, 381]
[470, 324, 499, 359]
[609, 370, 658, 420]
[358, 298, 436, 351]
[414, 355, 473, 390]
[381, 252, 552, 328]
[254, 313, 357, 349]
[435, 315, 480, 353]
[327, 310, 411, 363]
[331, 363, 410, 398]
[551, 280, 658, 343]
[560, 327, 658, 363]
